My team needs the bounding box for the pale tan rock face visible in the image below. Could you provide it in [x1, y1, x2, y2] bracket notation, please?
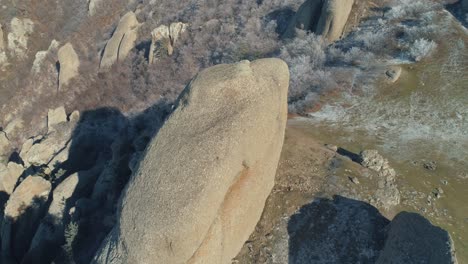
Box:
[58, 43, 80, 90]
[32, 39, 59, 74]
[0, 162, 24, 195]
[149, 22, 187, 63]
[316, 0, 355, 42]
[93, 58, 289, 264]
[47, 106, 67, 132]
[100, 12, 139, 69]
[1, 176, 51, 260]
[118, 27, 139, 62]
[7, 17, 34, 59]
[0, 23, 7, 66]
[148, 25, 170, 64]
[283, 0, 354, 42]
[0, 132, 10, 161]
[3, 176, 51, 219]
[88, 0, 103, 16]
[0, 23, 4, 51]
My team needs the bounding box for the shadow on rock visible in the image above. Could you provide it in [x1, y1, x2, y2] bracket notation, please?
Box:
[288, 195, 457, 264]
[4, 101, 172, 264]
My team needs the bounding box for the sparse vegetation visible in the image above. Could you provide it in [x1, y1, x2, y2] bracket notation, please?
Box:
[409, 38, 438, 61]
[63, 221, 79, 260]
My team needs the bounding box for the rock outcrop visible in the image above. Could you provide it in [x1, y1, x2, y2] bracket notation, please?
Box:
[385, 66, 402, 83]
[88, 0, 102, 16]
[47, 106, 68, 132]
[21, 110, 78, 168]
[32, 40, 59, 74]
[100, 12, 140, 69]
[93, 58, 289, 263]
[57, 43, 80, 90]
[149, 22, 187, 64]
[283, 0, 354, 42]
[0, 162, 24, 195]
[0, 132, 10, 162]
[316, 0, 355, 42]
[1, 176, 51, 261]
[360, 149, 400, 209]
[0, 23, 7, 67]
[7, 17, 34, 59]
[26, 163, 104, 263]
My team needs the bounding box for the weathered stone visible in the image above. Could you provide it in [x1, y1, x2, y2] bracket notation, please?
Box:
[316, 0, 355, 42]
[21, 122, 74, 166]
[0, 162, 24, 195]
[58, 43, 79, 90]
[0, 132, 10, 160]
[0, 23, 7, 66]
[7, 17, 34, 59]
[27, 164, 103, 262]
[1, 176, 51, 261]
[148, 25, 170, 64]
[283, 0, 323, 39]
[100, 12, 139, 69]
[69, 110, 80, 123]
[3, 118, 24, 141]
[118, 28, 139, 62]
[376, 212, 458, 264]
[360, 150, 400, 209]
[149, 22, 187, 63]
[31, 40, 59, 74]
[19, 137, 36, 160]
[169, 22, 187, 47]
[47, 106, 67, 132]
[94, 58, 289, 263]
[88, 0, 103, 16]
[283, 0, 354, 42]
[360, 149, 386, 171]
[385, 66, 402, 83]
[0, 23, 4, 51]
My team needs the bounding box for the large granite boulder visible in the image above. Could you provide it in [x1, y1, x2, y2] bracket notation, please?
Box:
[93, 58, 289, 263]
[57, 43, 80, 90]
[100, 12, 140, 69]
[283, 0, 354, 42]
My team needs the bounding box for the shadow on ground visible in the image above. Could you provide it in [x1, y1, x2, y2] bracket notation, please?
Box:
[288, 195, 457, 264]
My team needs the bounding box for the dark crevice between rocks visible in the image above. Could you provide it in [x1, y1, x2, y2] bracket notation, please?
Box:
[0, 100, 172, 264]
